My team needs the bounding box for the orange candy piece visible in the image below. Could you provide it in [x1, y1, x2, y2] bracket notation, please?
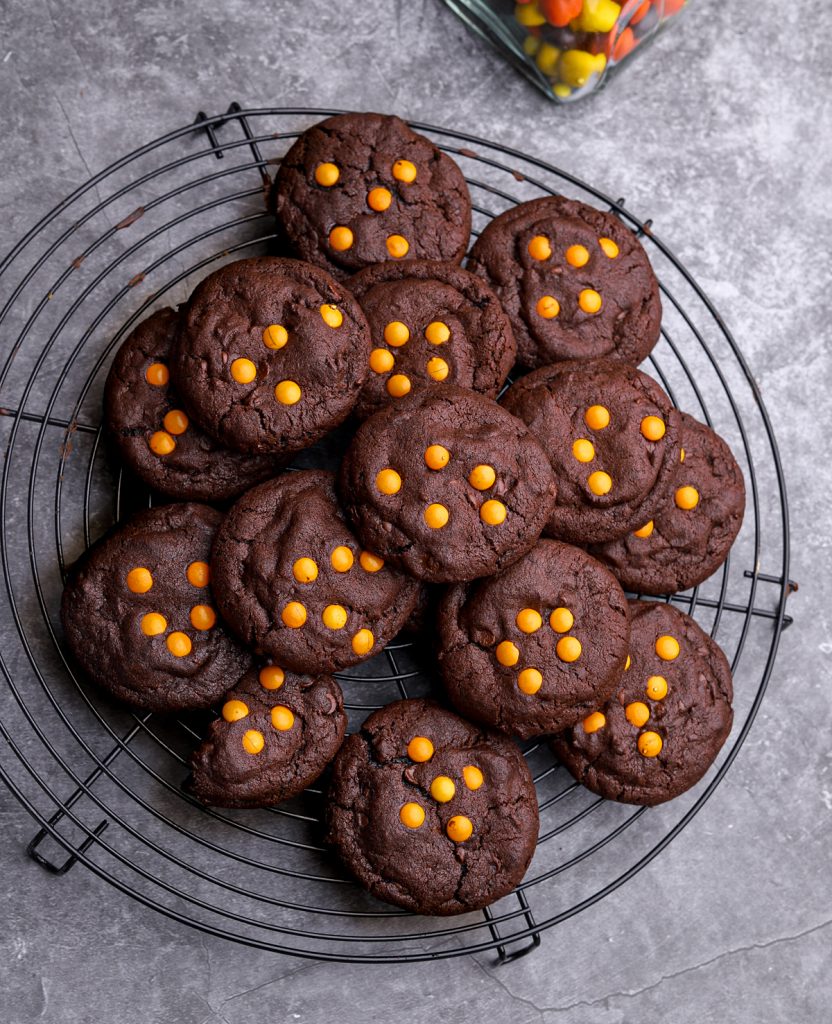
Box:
[145, 362, 169, 387]
[539, 0, 582, 27]
[407, 736, 434, 762]
[166, 631, 192, 657]
[259, 666, 285, 690]
[187, 561, 210, 587]
[190, 605, 216, 630]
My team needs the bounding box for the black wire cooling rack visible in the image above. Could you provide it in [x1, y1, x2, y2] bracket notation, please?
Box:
[0, 105, 794, 964]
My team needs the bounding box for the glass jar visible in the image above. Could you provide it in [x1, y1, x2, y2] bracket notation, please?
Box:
[442, 0, 688, 102]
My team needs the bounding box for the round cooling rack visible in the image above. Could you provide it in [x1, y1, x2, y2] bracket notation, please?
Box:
[0, 105, 793, 963]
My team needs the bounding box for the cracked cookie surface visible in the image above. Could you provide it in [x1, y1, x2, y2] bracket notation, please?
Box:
[588, 412, 746, 595]
[467, 195, 661, 368]
[551, 600, 733, 806]
[104, 308, 283, 501]
[346, 259, 516, 420]
[338, 384, 557, 583]
[438, 540, 630, 739]
[61, 503, 251, 712]
[171, 257, 370, 455]
[210, 470, 421, 674]
[189, 665, 346, 808]
[502, 358, 682, 545]
[271, 112, 471, 279]
[326, 698, 538, 914]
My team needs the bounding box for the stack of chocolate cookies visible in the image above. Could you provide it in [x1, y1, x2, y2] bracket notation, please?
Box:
[62, 112, 745, 917]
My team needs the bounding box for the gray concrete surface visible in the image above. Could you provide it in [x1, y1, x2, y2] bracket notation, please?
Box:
[0, 0, 829, 1021]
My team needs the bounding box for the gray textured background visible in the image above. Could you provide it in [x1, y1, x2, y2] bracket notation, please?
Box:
[0, 0, 829, 1021]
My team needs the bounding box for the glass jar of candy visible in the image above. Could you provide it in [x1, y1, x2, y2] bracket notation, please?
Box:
[442, 0, 687, 102]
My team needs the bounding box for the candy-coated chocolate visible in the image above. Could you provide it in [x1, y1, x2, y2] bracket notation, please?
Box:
[320, 303, 344, 328]
[351, 628, 375, 655]
[638, 730, 662, 758]
[392, 159, 417, 183]
[270, 705, 295, 731]
[516, 607, 543, 633]
[518, 667, 543, 694]
[536, 295, 560, 318]
[150, 430, 175, 456]
[463, 765, 484, 790]
[400, 801, 426, 828]
[425, 320, 451, 345]
[496, 640, 520, 666]
[469, 464, 496, 490]
[641, 415, 666, 441]
[386, 373, 411, 397]
[634, 520, 655, 538]
[549, 606, 574, 633]
[223, 699, 250, 722]
[675, 485, 700, 510]
[572, 438, 595, 462]
[430, 775, 456, 802]
[190, 604, 216, 630]
[260, 665, 285, 690]
[293, 557, 319, 583]
[322, 604, 348, 630]
[583, 711, 606, 733]
[579, 288, 603, 314]
[528, 234, 552, 260]
[656, 634, 680, 660]
[163, 409, 189, 435]
[446, 815, 473, 842]
[141, 612, 167, 636]
[556, 635, 582, 662]
[625, 700, 650, 727]
[426, 357, 449, 381]
[598, 236, 620, 258]
[187, 561, 210, 587]
[242, 729, 265, 754]
[585, 404, 610, 430]
[424, 503, 450, 528]
[408, 736, 435, 762]
[145, 362, 169, 386]
[367, 187, 392, 211]
[359, 551, 385, 572]
[386, 234, 409, 259]
[231, 357, 257, 384]
[480, 499, 507, 525]
[376, 468, 402, 494]
[329, 225, 354, 251]
[263, 323, 289, 351]
[274, 380, 302, 405]
[566, 244, 590, 267]
[315, 162, 340, 187]
[588, 470, 613, 495]
[370, 347, 395, 373]
[425, 444, 451, 470]
[384, 320, 410, 346]
[282, 602, 307, 628]
[127, 567, 153, 594]
[646, 675, 668, 700]
[166, 631, 192, 657]
[331, 546, 355, 572]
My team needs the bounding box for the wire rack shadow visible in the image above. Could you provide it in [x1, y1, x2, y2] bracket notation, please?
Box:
[0, 104, 793, 964]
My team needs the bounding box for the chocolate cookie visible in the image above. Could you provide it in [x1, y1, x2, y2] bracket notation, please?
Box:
[326, 699, 538, 915]
[588, 413, 746, 595]
[438, 540, 630, 739]
[468, 195, 661, 368]
[272, 112, 471, 279]
[188, 665, 346, 808]
[60, 503, 251, 713]
[501, 359, 682, 545]
[338, 385, 557, 583]
[171, 258, 370, 455]
[210, 470, 421, 673]
[104, 308, 283, 501]
[346, 260, 516, 419]
[551, 600, 734, 805]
